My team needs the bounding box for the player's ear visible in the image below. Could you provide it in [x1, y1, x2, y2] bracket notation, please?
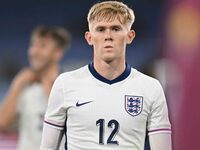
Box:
[55, 48, 64, 61]
[85, 31, 93, 46]
[126, 30, 135, 44]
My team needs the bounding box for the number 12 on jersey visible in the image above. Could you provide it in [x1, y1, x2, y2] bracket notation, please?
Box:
[96, 119, 119, 145]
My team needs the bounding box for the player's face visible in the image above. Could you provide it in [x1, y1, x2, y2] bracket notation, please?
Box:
[28, 36, 62, 72]
[85, 17, 135, 63]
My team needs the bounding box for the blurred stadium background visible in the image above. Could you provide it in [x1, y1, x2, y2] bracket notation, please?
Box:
[0, 0, 200, 150]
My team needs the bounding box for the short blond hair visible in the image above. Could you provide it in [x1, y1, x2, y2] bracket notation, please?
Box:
[87, 1, 135, 28]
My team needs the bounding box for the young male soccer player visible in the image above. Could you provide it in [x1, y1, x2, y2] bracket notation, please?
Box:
[0, 25, 70, 150]
[41, 1, 172, 150]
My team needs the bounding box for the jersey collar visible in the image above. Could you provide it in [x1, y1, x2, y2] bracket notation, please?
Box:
[88, 62, 131, 85]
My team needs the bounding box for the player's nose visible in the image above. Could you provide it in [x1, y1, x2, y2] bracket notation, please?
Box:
[29, 45, 40, 57]
[104, 29, 113, 41]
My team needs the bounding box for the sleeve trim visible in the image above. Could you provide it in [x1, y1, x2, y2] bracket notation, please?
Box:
[44, 120, 65, 129]
[148, 128, 171, 134]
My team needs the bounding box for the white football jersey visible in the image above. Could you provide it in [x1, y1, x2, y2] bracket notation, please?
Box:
[44, 63, 171, 150]
[17, 83, 48, 150]
[17, 83, 65, 150]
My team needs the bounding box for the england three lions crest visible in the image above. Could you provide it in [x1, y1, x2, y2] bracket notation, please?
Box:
[125, 95, 143, 117]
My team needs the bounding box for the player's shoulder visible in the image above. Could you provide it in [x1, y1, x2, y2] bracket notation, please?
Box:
[57, 65, 89, 82]
[131, 68, 164, 102]
[20, 83, 43, 97]
[131, 68, 162, 90]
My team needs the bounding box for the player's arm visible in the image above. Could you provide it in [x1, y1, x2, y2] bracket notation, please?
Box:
[40, 74, 67, 149]
[41, 124, 64, 150]
[147, 80, 172, 150]
[149, 133, 172, 150]
[0, 68, 36, 130]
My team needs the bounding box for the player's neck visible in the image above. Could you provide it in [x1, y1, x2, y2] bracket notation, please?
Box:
[39, 64, 60, 82]
[93, 58, 126, 81]
[39, 64, 60, 96]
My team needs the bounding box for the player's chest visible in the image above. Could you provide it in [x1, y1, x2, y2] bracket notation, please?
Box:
[21, 88, 47, 118]
[65, 85, 150, 130]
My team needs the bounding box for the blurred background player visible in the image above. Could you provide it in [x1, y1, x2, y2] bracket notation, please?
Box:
[0, 25, 70, 150]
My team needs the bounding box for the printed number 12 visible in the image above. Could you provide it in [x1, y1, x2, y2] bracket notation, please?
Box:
[96, 119, 119, 145]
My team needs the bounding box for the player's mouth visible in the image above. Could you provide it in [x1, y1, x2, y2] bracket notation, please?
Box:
[104, 45, 113, 49]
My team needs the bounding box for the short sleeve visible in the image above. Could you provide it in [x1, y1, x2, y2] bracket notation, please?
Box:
[147, 81, 171, 135]
[44, 74, 67, 130]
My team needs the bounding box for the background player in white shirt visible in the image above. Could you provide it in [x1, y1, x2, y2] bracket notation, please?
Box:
[0, 25, 70, 150]
[41, 1, 172, 150]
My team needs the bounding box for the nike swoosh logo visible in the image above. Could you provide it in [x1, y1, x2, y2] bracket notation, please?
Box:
[76, 101, 93, 107]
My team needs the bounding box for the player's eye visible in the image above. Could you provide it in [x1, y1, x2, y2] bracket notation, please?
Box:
[111, 26, 121, 32]
[96, 27, 105, 32]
